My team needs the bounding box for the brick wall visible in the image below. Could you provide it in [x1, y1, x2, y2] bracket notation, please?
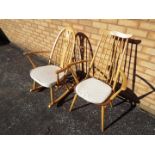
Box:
[0, 19, 155, 115]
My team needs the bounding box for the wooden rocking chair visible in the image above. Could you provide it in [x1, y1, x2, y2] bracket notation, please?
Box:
[24, 27, 75, 108]
[68, 30, 132, 132]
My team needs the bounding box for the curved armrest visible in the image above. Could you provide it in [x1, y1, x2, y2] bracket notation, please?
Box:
[68, 60, 90, 68]
[23, 51, 50, 56]
[56, 60, 90, 74]
[110, 70, 127, 101]
[56, 66, 70, 74]
[23, 51, 50, 69]
[56, 60, 90, 84]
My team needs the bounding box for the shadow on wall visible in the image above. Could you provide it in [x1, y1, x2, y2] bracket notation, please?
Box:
[120, 38, 141, 106]
[0, 28, 10, 45]
[120, 38, 155, 106]
[136, 75, 155, 100]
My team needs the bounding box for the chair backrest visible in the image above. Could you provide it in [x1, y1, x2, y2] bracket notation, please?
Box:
[48, 27, 75, 68]
[74, 32, 94, 78]
[87, 30, 132, 90]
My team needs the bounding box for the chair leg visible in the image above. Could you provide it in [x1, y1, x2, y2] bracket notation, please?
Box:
[48, 85, 54, 108]
[101, 106, 105, 132]
[69, 94, 78, 112]
[30, 80, 36, 92]
[30, 80, 44, 92]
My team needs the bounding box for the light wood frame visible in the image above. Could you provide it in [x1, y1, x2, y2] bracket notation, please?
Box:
[24, 27, 76, 108]
[68, 30, 132, 132]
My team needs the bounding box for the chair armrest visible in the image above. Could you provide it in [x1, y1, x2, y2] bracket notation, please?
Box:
[56, 60, 90, 74]
[110, 70, 127, 101]
[56, 60, 90, 84]
[68, 60, 90, 68]
[23, 51, 50, 56]
[23, 51, 50, 68]
[56, 66, 70, 74]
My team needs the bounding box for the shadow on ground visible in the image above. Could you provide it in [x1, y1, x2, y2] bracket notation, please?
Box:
[0, 44, 155, 135]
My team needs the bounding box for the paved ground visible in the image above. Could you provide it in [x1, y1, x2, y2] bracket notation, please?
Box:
[0, 44, 155, 135]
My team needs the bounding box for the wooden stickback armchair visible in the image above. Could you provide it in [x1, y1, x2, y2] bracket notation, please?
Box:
[68, 30, 132, 132]
[24, 27, 75, 108]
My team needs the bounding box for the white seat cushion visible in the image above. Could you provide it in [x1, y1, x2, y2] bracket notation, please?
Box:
[75, 78, 112, 104]
[30, 65, 65, 88]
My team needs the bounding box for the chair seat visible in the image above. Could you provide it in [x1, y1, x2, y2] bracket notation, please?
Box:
[30, 65, 65, 88]
[75, 78, 112, 104]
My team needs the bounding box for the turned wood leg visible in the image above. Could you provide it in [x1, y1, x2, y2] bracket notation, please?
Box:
[69, 94, 78, 112]
[30, 80, 36, 92]
[101, 106, 105, 132]
[48, 85, 54, 108]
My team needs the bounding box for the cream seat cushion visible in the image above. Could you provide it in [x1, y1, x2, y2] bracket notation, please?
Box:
[75, 78, 112, 104]
[30, 65, 65, 88]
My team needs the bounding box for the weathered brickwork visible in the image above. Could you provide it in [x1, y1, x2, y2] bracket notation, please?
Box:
[0, 19, 154, 115]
